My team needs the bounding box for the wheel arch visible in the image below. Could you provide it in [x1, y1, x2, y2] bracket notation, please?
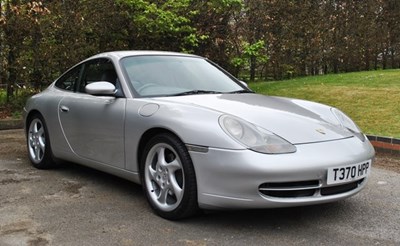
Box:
[25, 110, 43, 134]
[25, 109, 58, 169]
[137, 127, 200, 219]
[137, 127, 184, 170]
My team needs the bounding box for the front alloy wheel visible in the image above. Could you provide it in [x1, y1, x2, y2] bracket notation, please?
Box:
[141, 133, 198, 220]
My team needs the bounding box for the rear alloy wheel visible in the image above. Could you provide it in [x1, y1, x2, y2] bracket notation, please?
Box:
[141, 133, 198, 220]
[27, 115, 55, 169]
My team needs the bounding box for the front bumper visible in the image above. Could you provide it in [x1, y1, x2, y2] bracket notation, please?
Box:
[189, 137, 375, 209]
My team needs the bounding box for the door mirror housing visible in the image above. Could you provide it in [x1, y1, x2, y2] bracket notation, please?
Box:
[85, 82, 116, 96]
[239, 80, 249, 89]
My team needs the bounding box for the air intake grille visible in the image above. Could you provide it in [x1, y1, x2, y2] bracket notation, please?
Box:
[259, 180, 320, 198]
[259, 179, 364, 198]
[321, 179, 363, 196]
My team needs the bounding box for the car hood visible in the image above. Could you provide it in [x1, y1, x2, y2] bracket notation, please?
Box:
[154, 93, 354, 144]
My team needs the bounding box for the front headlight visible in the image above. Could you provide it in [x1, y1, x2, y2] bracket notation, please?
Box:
[331, 108, 365, 142]
[219, 115, 297, 154]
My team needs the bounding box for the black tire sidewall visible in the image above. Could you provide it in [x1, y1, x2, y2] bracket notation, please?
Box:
[140, 133, 198, 220]
[27, 114, 55, 169]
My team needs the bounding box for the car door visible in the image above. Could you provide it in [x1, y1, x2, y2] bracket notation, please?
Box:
[58, 58, 126, 168]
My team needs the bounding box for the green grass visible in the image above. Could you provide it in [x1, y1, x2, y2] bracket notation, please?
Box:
[249, 69, 400, 138]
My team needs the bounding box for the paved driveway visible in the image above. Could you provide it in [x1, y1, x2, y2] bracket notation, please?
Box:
[1, 130, 399, 246]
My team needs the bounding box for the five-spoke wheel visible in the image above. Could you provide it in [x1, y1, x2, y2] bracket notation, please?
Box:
[141, 133, 198, 220]
[28, 118, 46, 163]
[27, 114, 55, 169]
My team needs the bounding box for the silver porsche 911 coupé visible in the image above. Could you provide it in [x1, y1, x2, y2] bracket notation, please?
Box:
[24, 51, 375, 220]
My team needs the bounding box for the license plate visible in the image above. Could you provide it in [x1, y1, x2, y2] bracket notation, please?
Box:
[327, 160, 371, 185]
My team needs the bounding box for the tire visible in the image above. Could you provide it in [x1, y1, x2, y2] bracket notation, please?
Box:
[27, 114, 56, 169]
[140, 133, 199, 220]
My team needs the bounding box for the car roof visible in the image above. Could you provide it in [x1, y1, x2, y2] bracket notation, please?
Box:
[87, 50, 201, 60]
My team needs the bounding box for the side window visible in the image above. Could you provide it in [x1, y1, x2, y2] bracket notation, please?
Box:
[78, 58, 119, 93]
[55, 65, 82, 91]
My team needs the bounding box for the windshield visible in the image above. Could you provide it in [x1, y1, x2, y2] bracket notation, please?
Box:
[121, 55, 246, 97]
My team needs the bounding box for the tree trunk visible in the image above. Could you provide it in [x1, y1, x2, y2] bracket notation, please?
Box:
[6, 50, 16, 103]
[32, 24, 42, 89]
[333, 59, 339, 73]
[382, 53, 387, 69]
[250, 56, 256, 82]
[0, 0, 2, 86]
[364, 47, 370, 70]
[390, 48, 395, 69]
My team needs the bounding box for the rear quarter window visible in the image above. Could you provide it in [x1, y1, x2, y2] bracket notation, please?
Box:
[55, 65, 82, 91]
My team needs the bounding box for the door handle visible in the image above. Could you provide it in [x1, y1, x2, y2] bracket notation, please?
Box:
[60, 105, 69, 112]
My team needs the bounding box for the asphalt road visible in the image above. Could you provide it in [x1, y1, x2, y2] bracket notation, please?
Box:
[1, 129, 399, 246]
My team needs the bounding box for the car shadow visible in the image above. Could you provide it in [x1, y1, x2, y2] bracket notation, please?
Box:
[195, 202, 346, 225]
[47, 160, 144, 196]
[40, 159, 357, 227]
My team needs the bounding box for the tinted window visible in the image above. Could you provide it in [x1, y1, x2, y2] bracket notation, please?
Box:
[79, 58, 118, 93]
[55, 65, 82, 91]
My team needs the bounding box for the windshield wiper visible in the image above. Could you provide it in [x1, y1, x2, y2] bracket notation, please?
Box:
[172, 90, 222, 96]
[228, 89, 254, 94]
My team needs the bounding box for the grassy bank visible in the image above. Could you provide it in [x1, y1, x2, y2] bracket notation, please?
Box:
[250, 69, 400, 138]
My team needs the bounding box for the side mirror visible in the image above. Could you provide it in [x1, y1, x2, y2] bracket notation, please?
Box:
[239, 80, 249, 88]
[85, 82, 116, 96]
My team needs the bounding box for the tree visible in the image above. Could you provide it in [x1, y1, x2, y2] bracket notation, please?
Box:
[118, 0, 196, 51]
[2, 0, 400, 105]
[189, 0, 242, 70]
